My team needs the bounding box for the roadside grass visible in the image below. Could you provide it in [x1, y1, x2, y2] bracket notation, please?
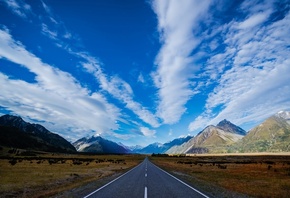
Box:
[0, 150, 144, 197]
[150, 155, 290, 198]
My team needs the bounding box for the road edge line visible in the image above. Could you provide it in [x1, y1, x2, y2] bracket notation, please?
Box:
[83, 160, 145, 198]
[151, 161, 210, 198]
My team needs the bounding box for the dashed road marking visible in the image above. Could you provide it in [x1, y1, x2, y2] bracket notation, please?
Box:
[144, 186, 147, 198]
[83, 161, 144, 198]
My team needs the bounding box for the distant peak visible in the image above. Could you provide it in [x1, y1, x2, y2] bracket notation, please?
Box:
[275, 110, 290, 120]
[1, 114, 23, 120]
[217, 119, 231, 125]
[0, 114, 27, 126]
[178, 134, 190, 138]
[216, 119, 246, 136]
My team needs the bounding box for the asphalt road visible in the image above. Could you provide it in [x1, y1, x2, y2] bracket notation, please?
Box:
[84, 157, 209, 198]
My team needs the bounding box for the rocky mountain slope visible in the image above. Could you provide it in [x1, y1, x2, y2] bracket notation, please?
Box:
[0, 115, 76, 153]
[231, 111, 290, 152]
[73, 136, 129, 154]
[217, 119, 247, 135]
[167, 120, 246, 154]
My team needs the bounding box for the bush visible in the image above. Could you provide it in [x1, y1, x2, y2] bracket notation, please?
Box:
[72, 159, 82, 165]
[9, 159, 17, 165]
[151, 153, 169, 157]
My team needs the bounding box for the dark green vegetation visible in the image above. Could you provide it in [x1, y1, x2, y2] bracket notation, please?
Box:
[0, 115, 76, 153]
[150, 154, 290, 198]
[231, 115, 290, 152]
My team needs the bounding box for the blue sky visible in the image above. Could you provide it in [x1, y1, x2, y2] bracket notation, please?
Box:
[0, 0, 290, 146]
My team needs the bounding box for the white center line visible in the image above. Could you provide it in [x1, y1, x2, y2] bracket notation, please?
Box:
[83, 161, 144, 198]
[144, 186, 147, 198]
[145, 173, 147, 177]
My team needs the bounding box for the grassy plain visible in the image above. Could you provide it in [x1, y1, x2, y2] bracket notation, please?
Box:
[150, 154, 290, 198]
[0, 148, 144, 197]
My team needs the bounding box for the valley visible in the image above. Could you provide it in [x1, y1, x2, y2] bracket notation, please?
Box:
[0, 148, 144, 198]
[1, 0, 289, 196]
[1, 112, 290, 197]
[2, 148, 290, 198]
[150, 154, 290, 198]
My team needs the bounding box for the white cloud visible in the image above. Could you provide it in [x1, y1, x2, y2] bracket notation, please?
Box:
[0, 28, 120, 140]
[13, 0, 160, 132]
[41, 0, 51, 15]
[41, 23, 58, 40]
[188, 113, 211, 132]
[151, 0, 211, 124]
[168, 129, 173, 136]
[41, 0, 59, 25]
[38, 2, 76, 45]
[1, 0, 32, 19]
[140, 127, 156, 137]
[189, 1, 290, 132]
[79, 57, 161, 128]
[137, 73, 145, 83]
[63, 31, 72, 39]
[238, 11, 271, 29]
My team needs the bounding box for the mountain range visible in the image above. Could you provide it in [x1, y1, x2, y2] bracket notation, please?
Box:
[73, 135, 192, 154]
[168, 111, 290, 154]
[1, 111, 290, 154]
[229, 111, 290, 153]
[73, 136, 129, 154]
[123, 135, 192, 154]
[167, 119, 246, 154]
[0, 115, 76, 153]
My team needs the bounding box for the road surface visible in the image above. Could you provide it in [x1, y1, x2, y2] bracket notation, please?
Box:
[84, 157, 209, 198]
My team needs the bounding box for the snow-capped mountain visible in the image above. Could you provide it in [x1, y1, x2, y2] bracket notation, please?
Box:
[132, 135, 192, 154]
[73, 136, 128, 154]
[275, 110, 290, 125]
[73, 135, 192, 154]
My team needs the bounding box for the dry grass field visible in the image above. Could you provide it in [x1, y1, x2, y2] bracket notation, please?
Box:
[0, 148, 144, 197]
[150, 154, 290, 198]
[2, 147, 290, 198]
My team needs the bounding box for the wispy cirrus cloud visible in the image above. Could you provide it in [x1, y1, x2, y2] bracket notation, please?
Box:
[41, 23, 58, 40]
[1, 0, 32, 19]
[77, 53, 160, 128]
[189, 0, 290, 131]
[39, 1, 77, 44]
[151, 0, 211, 124]
[137, 73, 145, 84]
[0, 28, 120, 140]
